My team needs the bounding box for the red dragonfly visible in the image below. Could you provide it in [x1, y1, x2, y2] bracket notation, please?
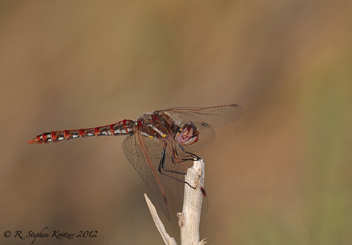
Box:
[28, 104, 242, 220]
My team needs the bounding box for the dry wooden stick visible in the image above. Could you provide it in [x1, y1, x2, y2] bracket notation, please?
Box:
[145, 159, 206, 245]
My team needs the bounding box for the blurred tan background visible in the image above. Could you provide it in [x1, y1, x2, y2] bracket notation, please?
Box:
[0, 1, 351, 244]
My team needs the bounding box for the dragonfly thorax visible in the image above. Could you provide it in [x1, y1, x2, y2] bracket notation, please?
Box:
[136, 111, 176, 139]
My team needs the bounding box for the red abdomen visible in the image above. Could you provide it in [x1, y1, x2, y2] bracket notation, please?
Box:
[28, 120, 135, 144]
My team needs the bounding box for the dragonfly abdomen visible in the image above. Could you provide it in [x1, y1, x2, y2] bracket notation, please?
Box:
[28, 120, 135, 144]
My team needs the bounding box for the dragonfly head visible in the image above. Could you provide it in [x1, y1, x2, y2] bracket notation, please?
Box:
[175, 122, 199, 146]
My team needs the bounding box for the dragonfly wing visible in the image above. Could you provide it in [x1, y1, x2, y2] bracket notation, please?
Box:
[165, 104, 242, 152]
[165, 104, 243, 128]
[122, 133, 171, 220]
[123, 133, 203, 217]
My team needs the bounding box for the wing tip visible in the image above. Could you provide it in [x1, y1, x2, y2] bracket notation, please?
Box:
[231, 103, 243, 117]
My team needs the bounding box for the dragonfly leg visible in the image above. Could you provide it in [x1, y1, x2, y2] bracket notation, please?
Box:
[184, 151, 201, 161]
[158, 146, 186, 176]
[158, 146, 196, 189]
[170, 142, 199, 163]
[178, 145, 201, 162]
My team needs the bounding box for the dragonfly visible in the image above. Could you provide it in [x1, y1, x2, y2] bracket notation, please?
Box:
[28, 104, 242, 220]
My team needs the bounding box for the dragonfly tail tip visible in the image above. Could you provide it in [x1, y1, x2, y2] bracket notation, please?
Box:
[28, 139, 36, 144]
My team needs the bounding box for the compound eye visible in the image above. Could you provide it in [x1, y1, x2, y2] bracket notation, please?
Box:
[175, 122, 199, 146]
